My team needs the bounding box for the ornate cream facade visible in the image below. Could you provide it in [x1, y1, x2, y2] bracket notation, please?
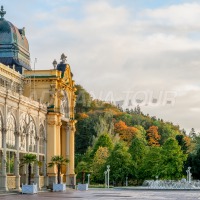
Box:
[0, 6, 76, 191]
[0, 59, 77, 191]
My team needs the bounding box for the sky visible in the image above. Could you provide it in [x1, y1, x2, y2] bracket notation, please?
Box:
[1, 0, 200, 134]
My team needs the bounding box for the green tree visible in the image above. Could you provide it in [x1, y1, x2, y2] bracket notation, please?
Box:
[185, 146, 200, 180]
[75, 111, 114, 154]
[91, 133, 113, 158]
[76, 161, 90, 184]
[94, 112, 114, 135]
[48, 156, 69, 184]
[140, 147, 162, 179]
[176, 134, 191, 154]
[75, 85, 93, 113]
[134, 125, 146, 140]
[161, 138, 187, 179]
[21, 154, 38, 185]
[158, 123, 179, 145]
[75, 116, 97, 154]
[106, 142, 133, 185]
[129, 136, 148, 181]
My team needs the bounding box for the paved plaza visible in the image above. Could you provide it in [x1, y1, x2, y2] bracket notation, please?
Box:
[1, 188, 200, 200]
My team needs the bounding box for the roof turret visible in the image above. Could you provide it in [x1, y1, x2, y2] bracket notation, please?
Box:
[0, 6, 31, 73]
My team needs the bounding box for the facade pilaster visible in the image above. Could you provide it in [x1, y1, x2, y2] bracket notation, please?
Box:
[56, 119, 62, 155]
[46, 113, 59, 187]
[65, 124, 70, 186]
[66, 120, 76, 188]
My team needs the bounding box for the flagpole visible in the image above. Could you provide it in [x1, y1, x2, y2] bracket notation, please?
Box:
[33, 58, 37, 100]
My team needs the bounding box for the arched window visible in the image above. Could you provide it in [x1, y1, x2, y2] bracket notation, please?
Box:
[0, 113, 2, 148]
[19, 114, 27, 151]
[60, 91, 69, 118]
[39, 124, 45, 154]
[6, 113, 16, 149]
[19, 113, 37, 152]
[28, 118, 36, 152]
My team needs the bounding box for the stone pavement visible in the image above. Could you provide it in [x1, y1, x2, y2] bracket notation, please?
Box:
[1, 188, 200, 200]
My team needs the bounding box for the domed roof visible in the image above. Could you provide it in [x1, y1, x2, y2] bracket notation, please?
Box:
[0, 20, 29, 49]
[0, 6, 31, 73]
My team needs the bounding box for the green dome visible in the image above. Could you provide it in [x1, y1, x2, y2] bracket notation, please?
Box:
[0, 6, 31, 73]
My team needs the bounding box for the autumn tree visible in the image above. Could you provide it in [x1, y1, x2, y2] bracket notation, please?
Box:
[76, 113, 89, 120]
[146, 126, 161, 146]
[91, 133, 113, 158]
[176, 134, 191, 153]
[114, 120, 139, 144]
[92, 147, 109, 183]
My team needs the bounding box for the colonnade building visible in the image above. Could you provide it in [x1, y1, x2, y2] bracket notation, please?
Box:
[0, 6, 76, 191]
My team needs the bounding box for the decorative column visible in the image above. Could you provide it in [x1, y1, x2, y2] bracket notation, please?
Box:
[69, 122, 75, 175]
[34, 135, 40, 189]
[0, 128, 8, 191]
[34, 113, 40, 189]
[25, 112, 30, 184]
[43, 136, 48, 187]
[14, 130, 21, 191]
[15, 105, 21, 191]
[0, 99, 8, 191]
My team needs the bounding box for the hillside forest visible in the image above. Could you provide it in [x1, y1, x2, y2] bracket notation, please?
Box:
[75, 85, 200, 186]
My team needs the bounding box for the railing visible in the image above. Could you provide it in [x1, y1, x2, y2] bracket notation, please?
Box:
[7, 176, 16, 189]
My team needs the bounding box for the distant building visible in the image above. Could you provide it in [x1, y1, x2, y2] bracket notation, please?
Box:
[0, 6, 76, 191]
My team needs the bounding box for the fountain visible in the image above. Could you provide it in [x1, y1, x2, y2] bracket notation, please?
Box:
[144, 179, 200, 189]
[143, 167, 200, 189]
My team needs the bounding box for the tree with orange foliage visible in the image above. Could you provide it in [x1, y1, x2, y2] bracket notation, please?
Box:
[77, 113, 89, 120]
[114, 120, 127, 136]
[146, 126, 161, 146]
[176, 134, 191, 153]
[114, 120, 138, 144]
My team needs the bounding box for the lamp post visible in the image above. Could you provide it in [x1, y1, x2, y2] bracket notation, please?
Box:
[107, 165, 110, 189]
[186, 169, 189, 182]
[87, 174, 90, 186]
[104, 171, 107, 188]
[188, 167, 191, 184]
[126, 177, 128, 186]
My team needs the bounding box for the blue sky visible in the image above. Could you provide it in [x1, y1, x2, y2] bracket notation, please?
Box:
[1, 0, 200, 134]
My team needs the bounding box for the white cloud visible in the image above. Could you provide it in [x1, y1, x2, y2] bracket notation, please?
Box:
[2, 0, 200, 133]
[142, 3, 200, 27]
